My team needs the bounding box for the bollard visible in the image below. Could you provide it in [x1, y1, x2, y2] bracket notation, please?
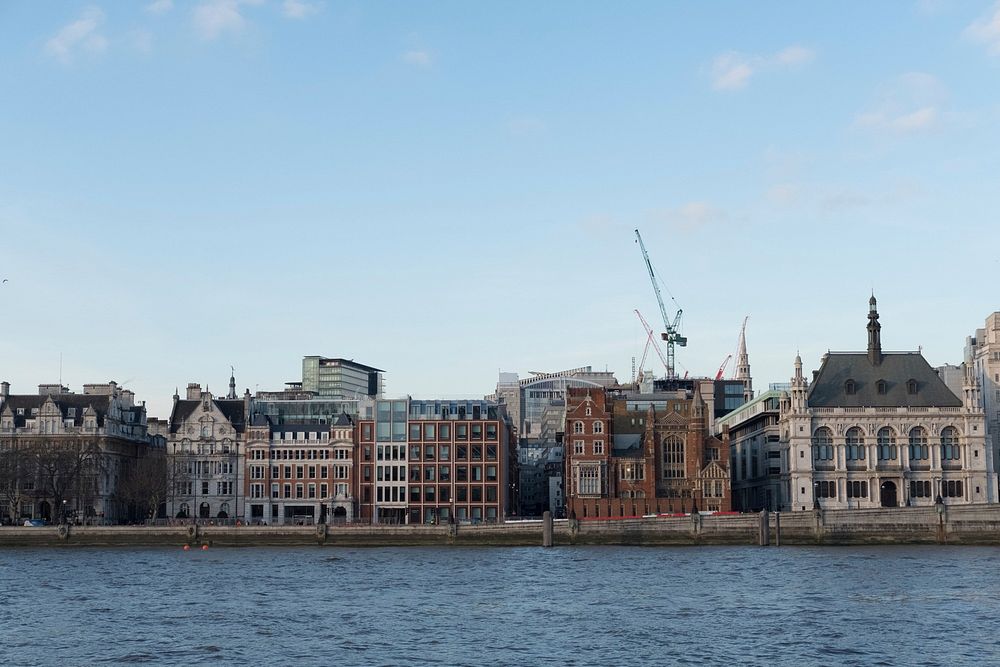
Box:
[759, 509, 770, 546]
[542, 510, 553, 548]
[774, 511, 781, 547]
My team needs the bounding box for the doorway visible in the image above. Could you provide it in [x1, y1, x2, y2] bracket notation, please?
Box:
[880, 481, 898, 508]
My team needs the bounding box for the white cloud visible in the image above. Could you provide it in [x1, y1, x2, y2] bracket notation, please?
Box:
[709, 45, 815, 91]
[282, 0, 321, 19]
[130, 28, 154, 54]
[402, 49, 432, 67]
[45, 7, 108, 63]
[964, 2, 1000, 55]
[655, 201, 729, 231]
[146, 0, 174, 15]
[854, 72, 947, 134]
[193, 0, 262, 40]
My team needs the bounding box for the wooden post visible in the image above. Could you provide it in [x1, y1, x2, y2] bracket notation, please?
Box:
[774, 511, 781, 547]
[542, 510, 553, 547]
[759, 509, 770, 546]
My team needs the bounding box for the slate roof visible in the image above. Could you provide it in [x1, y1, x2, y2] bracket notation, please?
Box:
[1, 394, 111, 428]
[168, 399, 247, 434]
[334, 413, 354, 426]
[807, 352, 962, 408]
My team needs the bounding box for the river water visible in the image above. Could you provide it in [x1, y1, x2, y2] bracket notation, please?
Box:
[2, 545, 999, 666]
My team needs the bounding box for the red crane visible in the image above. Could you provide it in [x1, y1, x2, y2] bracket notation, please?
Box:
[635, 309, 671, 377]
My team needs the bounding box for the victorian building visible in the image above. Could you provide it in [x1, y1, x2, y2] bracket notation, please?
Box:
[783, 297, 995, 511]
[563, 384, 732, 519]
[166, 377, 247, 520]
[0, 380, 158, 524]
[967, 312, 1000, 487]
[243, 412, 357, 525]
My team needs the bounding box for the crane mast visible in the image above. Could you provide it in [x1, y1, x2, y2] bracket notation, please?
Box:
[634, 229, 686, 378]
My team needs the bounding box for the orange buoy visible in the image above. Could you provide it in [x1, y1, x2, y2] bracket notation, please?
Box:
[183, 544, 190, 551]
[201, 544, 209, 550]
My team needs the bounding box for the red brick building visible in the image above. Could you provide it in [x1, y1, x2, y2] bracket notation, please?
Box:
[564, 385, 731, 518]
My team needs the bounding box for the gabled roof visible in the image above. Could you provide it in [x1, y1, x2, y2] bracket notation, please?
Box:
[169, 398, 247, 434]
[1, 393, 112, 428]
[334, 413, 354, 426]
[808, 352, 962, 408]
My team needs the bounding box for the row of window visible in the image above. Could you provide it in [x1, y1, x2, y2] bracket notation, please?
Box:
[572, 420, 605, 435]
[374, 484, 500, 504]
[174, 481, 234, 496]
[573, 440, 605, 455]
[814, 426, 962, 463]
[813, 479, 965, 500]
[363, 421, 500, 443]
[249, 465, 350, 480]
[247, 449, 350, 461]
[844, 378, 919, 395]
[250, 482, 349, 499]
[371, 464, 498, 483]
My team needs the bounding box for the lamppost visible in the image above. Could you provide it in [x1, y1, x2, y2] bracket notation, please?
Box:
[61, 499, 68, 525]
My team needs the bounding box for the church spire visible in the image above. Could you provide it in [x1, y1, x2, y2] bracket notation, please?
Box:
[735, 316, 752, 402]
[867, 294, 883, 365]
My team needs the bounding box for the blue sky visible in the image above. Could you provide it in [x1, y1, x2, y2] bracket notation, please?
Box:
[1, 1, 999, 418]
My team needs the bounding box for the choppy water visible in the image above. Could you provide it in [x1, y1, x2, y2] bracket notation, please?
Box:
[2, 545, 1000, 666]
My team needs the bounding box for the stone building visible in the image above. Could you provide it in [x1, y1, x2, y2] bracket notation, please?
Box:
[563, 384, 732, 519]
[243, 412, 357, 525]
[783, 297, 995, 511]
[0, 380, 157, 524]
[967, 312, 1000, 486]
[166, 377, 247, 520]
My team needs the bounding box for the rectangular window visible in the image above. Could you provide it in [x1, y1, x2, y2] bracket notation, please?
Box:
[486, 465, 497, 482]
[308, 484, 316, 499]
[410, 486, 421, 502]
[296, 466, 304, 479]
[574, 441, 584, 455]
[308, 465, 316, 478]
[440, 445, 450, 461]
[410, 423, 422, 440]
[321, 483, 328, 498]
[457, 486, 468, 502]
[284, 484, 291, 498]
[471, 487, 482, 502]
[472, 466, 482, 482]
[439, 424, 450, 439]
[486, 486, 497, 502]
[424, 424, 436, 440]
[457, 466, 468, 482]
[271, 483, 279, 499]
[296, 484, 304, 499]
[456, 424, 468, 440]
[593, 441, 604, 455]
[425, 444, 436, 460]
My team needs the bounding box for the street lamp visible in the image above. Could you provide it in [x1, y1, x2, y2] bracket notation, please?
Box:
[62, 500, 68, 525]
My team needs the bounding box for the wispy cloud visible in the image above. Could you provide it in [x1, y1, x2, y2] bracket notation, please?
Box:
[146, 0, 174, 15]
[402, 49, 433, 67]
[854, 72, 946, 134]
[964, 2, 1000, 55]
[282, 0, 321, 19]
[130, 28, 154, 55]
[709, 45, 815, 91]
[193, 0, 262, 40]
[653, 201, 729, 231]
[45, 7, 108, 64]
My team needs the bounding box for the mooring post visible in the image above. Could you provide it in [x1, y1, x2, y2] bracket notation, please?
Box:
[774, 511, 781, 547]
[542, 510, 553, 547]
[759, 509, 770, 546]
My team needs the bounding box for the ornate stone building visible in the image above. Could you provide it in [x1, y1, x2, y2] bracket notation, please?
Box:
[782, 297, 996, 510]
[563, 384, 732, 519]
[0, 381, 158, 524]
[166, 378, 248, 520]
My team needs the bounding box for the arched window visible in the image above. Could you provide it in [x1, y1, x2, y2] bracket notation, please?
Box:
[812, 427, 834, 461]
[877, 427, 897, 461]
[941, 426, 960, 461]
[593, 421, 604, 434]
[177, 503, 190, 519]
[573, 421, 584, 434]
[846, 427, 865, 461]
[662, 437, 685, 479]
[845, 379, 857, 395]
[909, 427, 929, 460]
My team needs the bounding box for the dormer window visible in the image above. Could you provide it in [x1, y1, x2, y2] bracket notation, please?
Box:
[877, 380, 887, 395]
[907, 379, 918, 395]
[845, 379, 856, 395]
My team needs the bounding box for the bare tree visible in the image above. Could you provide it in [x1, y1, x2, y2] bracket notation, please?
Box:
[0, 442, 28, 523]
[29, 438, 106, 523]
[118, 455, 167, 523]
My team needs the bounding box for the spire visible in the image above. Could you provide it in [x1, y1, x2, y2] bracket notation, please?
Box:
[173, 387, 179, 403]
[867, 294, 883, 366]
[735, 316, 752, 402]
[228, 366, 237, 400]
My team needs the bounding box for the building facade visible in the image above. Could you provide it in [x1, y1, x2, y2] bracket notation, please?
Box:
[356, 398, 517, 524]
[715, 389, 786, 511]
[166, 380, 247, 520]
[967, 312, 1000, 488]
[301, 356, 383, 399]
[783, 297, 996, 511]
[563, 384, 732, 519]
[0, 381, 157, 524]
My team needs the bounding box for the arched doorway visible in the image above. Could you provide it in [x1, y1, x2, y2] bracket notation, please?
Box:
[199, 502, 211, 519]
[38, 501, 51, 522]
[333, 506, 347, 524]
[880, 481, 898, 508]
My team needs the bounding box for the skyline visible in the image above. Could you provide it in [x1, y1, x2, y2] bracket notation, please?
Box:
[2, 1, 1000, 418]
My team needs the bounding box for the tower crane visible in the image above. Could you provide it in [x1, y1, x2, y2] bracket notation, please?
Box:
[634, 309, 671, 378]
[715, 354, 732, 381]
[634, 229, 686, 378]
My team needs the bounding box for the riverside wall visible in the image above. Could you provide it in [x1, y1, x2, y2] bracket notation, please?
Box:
[3, 505, 1000, 548]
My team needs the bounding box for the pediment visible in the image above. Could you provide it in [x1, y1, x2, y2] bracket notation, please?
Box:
[701, 460, 729, 479]
[655, 412, 688, 428]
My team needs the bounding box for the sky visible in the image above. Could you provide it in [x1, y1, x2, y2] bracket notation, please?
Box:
[1, 1, 1000, 419]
